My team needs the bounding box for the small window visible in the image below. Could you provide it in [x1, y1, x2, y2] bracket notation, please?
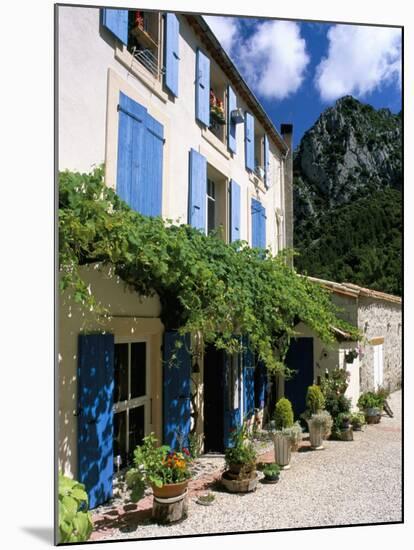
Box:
[254, 124, 265, 181]
[127, 11, 162, 79]
[207, 179, 216, 235]
[209, 62, 227, 144]
[206, 165, 228, 240]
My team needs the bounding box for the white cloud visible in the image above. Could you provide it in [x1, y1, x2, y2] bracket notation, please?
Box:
[203, 16, 240, 56]
[315, 25, 402, 102]
[204, 17, 310, 101]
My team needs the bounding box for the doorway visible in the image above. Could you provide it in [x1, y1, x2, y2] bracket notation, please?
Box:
[203, 344, 225, 452]
[284, 337, 314, 419]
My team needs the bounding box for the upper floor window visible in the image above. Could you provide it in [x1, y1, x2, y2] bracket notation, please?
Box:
[208, 63, 227, 144]
[127, 11, 162, 80]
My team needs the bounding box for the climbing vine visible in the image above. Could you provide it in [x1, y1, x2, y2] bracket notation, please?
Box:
[59, 166, 360, 375]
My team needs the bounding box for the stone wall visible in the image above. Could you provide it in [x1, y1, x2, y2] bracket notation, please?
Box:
[357, 297, 402, 393]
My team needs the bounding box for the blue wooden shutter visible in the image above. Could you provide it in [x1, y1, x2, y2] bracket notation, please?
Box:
[223, 353, 241, 449]
[195, 49, 210, 126]
[117, 92, 146, 211]
[102, 9, 128, 45]
[141, 112, 164, 216]
[188, 149, 207, 231]
[251, 199, 266, 249]
[242, 336, 255, 419]
[163, 332, 191, 449]
[117, 92, 164, 217]
[264, 134, 270, 188]
[230, 179, 241, 242]
[227, 85, 237, 154]
[245, 112, 255, 171]
[164, 13, 180, 97]
[77, 334, 114, 509]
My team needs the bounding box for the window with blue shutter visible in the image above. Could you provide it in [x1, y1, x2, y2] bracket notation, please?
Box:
[251, 198, 266, 249]
[230, 179, 241, 242]
[164, 13, 180, 97]
[245, 112, 255, 171]
[188, 149, 207, 231]
[227, 85, 237, 154]
[255, 360, 267, 409]
[195, 49, 210, 126]
[117, 92, 164, 217]
[77, 333, 114, 509]
[163, 332, 191, 449]
[264, 134, 270, 188]
[102, 9, 129, 45]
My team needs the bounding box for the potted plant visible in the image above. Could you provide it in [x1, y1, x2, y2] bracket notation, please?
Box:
[262, 463, 281, 484]
[318, 410, 333, 440]
[337, 412, 353, 441]
[126, 433, 192, 502]
[58, 474, 93, 543]
[305, 385, 328, 448]
[307, 413, 327, 449]
[357, 392, 381, 424]
[222, 422, 258, 493]
[285, 421, 303, 452]
[350, 412, 366, 431]
[272, 397, 294, 469]
[345, 348, 358, 363]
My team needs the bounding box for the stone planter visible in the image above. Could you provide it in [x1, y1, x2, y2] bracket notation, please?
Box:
[273, 434, 291, 469]
[227, 462, 255, 477]
[339, 427, 354, 441]
[221, 471, 258, 493]
[308, 421, 324, 450]
[365, 407, 381, 424]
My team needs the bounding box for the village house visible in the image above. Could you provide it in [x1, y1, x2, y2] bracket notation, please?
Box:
[282, 277, 402, 417]
[58, 6, 294, 508]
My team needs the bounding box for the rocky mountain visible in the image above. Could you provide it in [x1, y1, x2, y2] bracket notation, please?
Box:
[293, 96, 402, 296]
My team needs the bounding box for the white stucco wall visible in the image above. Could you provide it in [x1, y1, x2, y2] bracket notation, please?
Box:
[58, 264, 163, 478]
[58, 5, 288, 253]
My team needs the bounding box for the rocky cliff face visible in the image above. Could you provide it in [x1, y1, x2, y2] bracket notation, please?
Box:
[294, 95, 402, 223]
[293, 96, 402, 296]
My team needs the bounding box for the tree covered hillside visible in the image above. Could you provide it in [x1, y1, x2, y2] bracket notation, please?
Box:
[293, 96, 402, 296]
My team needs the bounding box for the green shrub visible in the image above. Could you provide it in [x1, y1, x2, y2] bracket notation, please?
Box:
[274, 397, 294, 430]
[58, 474, 93, 543]
[357, 391, 384, 410]
[306, 385, 325, 414]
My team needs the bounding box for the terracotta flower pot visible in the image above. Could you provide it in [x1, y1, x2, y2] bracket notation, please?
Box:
[151, 480, 189, 499]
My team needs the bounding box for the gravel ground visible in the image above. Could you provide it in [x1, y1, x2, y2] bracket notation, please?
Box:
[95, 390, 402, 540]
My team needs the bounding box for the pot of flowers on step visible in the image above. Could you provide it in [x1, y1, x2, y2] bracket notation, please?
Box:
[125, 433, 192, 524]
[222, 422, 258, 493]
[262, 463, 280, 484]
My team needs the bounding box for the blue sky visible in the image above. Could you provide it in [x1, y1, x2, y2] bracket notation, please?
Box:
[204, 16, 402, 149]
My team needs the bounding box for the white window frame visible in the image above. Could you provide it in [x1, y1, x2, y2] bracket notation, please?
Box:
[373, 343, 384, 389]
[113, 337, 151, 465]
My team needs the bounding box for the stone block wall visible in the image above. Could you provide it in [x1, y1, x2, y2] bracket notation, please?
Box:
[358, 297, 402, 393]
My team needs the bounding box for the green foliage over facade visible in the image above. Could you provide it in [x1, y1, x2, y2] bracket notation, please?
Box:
[274, 397, 294, 429]
[59, 167, 359, 375]
[58, 474, 93, 543]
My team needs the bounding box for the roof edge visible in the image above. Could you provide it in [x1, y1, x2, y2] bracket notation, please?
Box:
[187, 14, 289, 155]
